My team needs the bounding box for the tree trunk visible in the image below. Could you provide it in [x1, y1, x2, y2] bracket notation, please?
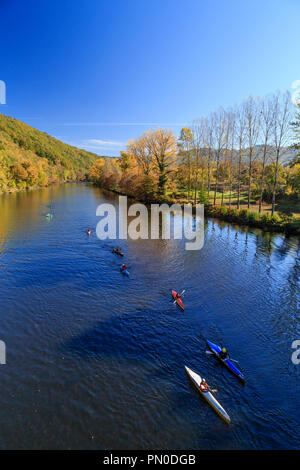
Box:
[258, 149, 267, 213]
[213, 152, 220, 205]
[247, 149, 253, 209]
[188, 156, 191, 200]
[271, 150, 280, 215]
[237, 151, 242, 209]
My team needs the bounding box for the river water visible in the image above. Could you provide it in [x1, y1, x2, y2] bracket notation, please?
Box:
[0, 183, 299, 450]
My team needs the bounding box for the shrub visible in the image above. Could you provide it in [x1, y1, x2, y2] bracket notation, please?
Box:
[260, 213, 272, 226]
[238, 208, 249, 221]
[278, 211, 296, 224]
[248, 211, 259, 224]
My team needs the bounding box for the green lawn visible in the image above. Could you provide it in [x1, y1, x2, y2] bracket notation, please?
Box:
[168, 189, 300, 219]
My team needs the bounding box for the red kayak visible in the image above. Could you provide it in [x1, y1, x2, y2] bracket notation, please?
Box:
[172, 290, 184, 311]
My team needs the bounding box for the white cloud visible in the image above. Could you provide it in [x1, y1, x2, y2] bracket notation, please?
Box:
[60, 122, 187, 127]
[83, 138, 124, 149]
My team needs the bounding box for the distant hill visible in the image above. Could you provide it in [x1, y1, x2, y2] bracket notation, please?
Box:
[0, 113, 106, 193]
[253, 144, 298, 166]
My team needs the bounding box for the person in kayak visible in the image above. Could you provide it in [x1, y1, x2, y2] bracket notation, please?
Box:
[87, 229, 92, 236]
[219, 347, 229, 360]
[121, 264, 128, 272]
[175, 292, 181, 300]
[200, 378, 211, 393]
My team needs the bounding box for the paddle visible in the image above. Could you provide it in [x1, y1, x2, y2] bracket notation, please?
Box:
[173, 290, 185, 304]
[206, 350, 239, 364]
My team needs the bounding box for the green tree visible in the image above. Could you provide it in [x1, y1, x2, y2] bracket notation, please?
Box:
[178, 127, 193, 200]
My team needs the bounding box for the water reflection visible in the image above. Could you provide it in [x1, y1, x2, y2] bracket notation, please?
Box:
[0, 183, 299, 450]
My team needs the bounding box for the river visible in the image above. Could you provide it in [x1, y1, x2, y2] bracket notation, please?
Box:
[0, 183, 299, 449]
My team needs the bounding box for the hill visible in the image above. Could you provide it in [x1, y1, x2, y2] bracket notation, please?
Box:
[0, 113, 103, 193]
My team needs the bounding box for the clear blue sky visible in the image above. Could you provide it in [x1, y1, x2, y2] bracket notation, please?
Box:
[1, 0, 299, 156]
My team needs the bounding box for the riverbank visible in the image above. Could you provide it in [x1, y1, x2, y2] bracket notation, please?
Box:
[101, 187, 300, 236]
[3, 181, 299, 236]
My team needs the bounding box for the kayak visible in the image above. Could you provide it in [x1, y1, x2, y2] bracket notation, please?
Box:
[172, 290, 184, 310]
[112, 249, 124, 257]
[206, 339, 245, 382]
[120, 267, 129, 277]
[185, 366, 231, 424]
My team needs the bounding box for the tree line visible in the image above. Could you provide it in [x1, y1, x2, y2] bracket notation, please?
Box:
[90, 91, 300, 217]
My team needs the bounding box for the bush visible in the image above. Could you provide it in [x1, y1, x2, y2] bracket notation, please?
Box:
[248, 211, 259, 224]
[278, 211, 296, 224]
[269, 214, 280, 225]
[197, 186, 209, 205]
[226, 207, 237, 220]
[238, 208, 249, 221]
[260, 213, 272, 225]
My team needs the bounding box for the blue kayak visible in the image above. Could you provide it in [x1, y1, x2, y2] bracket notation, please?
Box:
[206, 340, 245, 382]
[120, 266, 129, 277]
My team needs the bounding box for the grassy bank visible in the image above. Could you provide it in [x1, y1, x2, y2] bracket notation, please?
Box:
[204, 205, 300, 236]
[101, 186, 300, 236]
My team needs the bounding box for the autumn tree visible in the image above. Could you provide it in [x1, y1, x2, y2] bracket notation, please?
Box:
[245, 96, 261, 209]
[212, 108, 227, 205]
[127, 134, 153, 176]
[178, 127, 193, 199]
[146, 129, 177, 196]
[271, 91, 292, 214]
[88, 158, 105, 184]
[11, 163, 28, 182]
[258, 96, 274, 212]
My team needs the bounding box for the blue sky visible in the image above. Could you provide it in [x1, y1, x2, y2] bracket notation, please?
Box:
[0, 0, 300, 156]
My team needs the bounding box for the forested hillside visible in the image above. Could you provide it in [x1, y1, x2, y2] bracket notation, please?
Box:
[0, 113, 100, 193]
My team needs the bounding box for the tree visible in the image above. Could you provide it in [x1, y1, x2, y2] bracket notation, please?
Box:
[146, 129, 177, 196]
[119, 151, 131, 174]
[127, 134, 153, 176]
[291, 103, 300, 152]
[88, 158, 105, 184]
[11, 163, 28, 182]
[178, 127, 193, 200]
[236, 102, 247, 209]
[288, 163, 300, 196]
[212, 108, 227, 205]
[245, 96, 261, 209]
[258, 95, 274, 212]
[271, 91, 292, 215]
[227, 110, 236, 207]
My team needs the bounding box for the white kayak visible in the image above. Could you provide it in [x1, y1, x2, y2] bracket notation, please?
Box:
[185, 366, 231, 424]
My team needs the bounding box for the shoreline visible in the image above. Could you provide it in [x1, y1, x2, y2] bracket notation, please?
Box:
[1, 182, 299, 236]
[101, 187, 300, 237]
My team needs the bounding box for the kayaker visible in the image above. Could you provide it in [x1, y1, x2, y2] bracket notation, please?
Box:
[219, 347, 229, 360]
[121, 264, 128, 272]
[87, 229, 92, 236]
[175, 292, 181, 300]
[200, 378, 211, 393]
